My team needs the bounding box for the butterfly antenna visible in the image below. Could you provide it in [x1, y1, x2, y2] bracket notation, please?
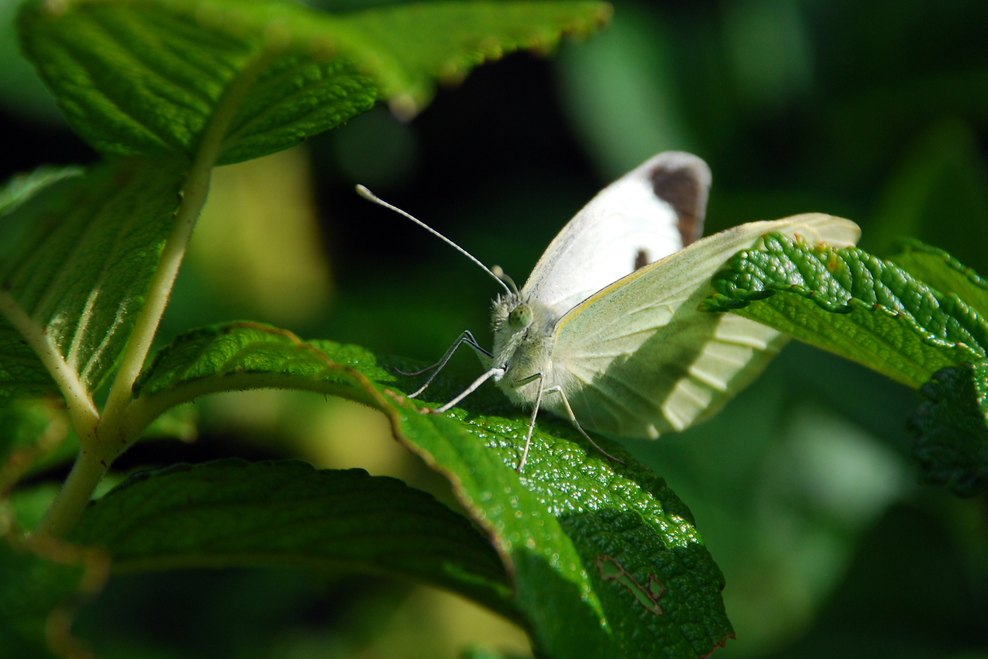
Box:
[490, 265, 520, 296]
[356, 185, 511, 295]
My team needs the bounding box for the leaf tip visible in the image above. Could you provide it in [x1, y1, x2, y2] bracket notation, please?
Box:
[477, 36, 505, 62]
[388, 94, 420, 122]
[439, 60, 468, 87]
[524, 33, 556, 57]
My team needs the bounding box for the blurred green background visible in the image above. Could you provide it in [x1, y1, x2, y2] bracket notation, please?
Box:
[2, 0, 988, 657]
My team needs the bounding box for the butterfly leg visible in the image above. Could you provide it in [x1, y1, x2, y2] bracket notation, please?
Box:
[543, 386, 627, 468]
[515, 373, 546, 474]
[398, 331, 492, 398]
[434, 366, 505, 414]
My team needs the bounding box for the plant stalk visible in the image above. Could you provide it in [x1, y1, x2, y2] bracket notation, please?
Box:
[29, 447, 108, 542]
[30, 50, 278, 542]
[99, 50, 276, 433]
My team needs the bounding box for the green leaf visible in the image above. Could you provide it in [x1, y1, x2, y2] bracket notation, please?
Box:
[0, 159, 184, 400]
[0, 166, 81, 217]
[18, 0, 609, 164]
[0, 535, 108, 659]
[909, 361, 988, 497]
[890, 240, 988, 320]
[702, 232, 988, 388]
[69, 459, 515, 620]
[338, 2, 610, 109]
[125, 321, 734, 659]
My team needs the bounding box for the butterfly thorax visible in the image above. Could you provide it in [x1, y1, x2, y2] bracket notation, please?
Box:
[490, 293, 559, 407]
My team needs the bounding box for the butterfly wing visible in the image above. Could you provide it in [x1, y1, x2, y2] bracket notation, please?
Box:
[521, 152, 711, 316]
[545, 214, 861, 438]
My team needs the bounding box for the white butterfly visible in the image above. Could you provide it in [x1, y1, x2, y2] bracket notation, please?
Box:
[359, 152, 860, 471]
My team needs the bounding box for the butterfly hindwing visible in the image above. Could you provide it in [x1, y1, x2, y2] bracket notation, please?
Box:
[545, 214, 861, 438]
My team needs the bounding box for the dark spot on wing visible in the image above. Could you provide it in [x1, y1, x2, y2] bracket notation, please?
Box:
[634, 249, 649, 271]
[650, 162, 708, 247]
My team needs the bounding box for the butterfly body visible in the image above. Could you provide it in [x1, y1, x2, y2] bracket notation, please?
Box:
[490, 294, 557, 406]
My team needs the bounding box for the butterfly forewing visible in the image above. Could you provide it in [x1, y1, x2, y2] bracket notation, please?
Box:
[546, 214, 861, 438]
[521, 152, 711, 316]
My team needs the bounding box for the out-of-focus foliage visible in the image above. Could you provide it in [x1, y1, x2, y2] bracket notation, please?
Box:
[0, 535, 109, 659]
[0, 0, 62, 124]
[190, 146, 333, 326]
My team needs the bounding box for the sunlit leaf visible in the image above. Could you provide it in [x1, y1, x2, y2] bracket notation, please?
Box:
[124, 321, 735, 658]
[702, 232, 988, 388]
[890, 240, 988, 320]
[18, 0, 610, 164]
[865, 120, 988, 276]
[0, 159, 184, 400]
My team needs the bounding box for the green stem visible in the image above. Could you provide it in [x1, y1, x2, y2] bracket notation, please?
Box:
[30, 49, 278, 542]
[29, 447, 108, 542]
[98, 159, 213, 428]
[99, 49, 276, 434]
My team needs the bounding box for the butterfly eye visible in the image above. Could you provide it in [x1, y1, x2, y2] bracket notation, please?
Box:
[508, 304, 533, 329]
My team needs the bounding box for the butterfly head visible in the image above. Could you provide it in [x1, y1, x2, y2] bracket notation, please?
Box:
[490, 290, 557, 378]
[491, 292, 530, 365]
[491, 292, 528, 334]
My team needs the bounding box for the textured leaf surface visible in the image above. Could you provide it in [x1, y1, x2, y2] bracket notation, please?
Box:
[124, 321, 734, 659]
[0, 536, 107, 659]
[19, 0, 609, 164]
[891, 240, 988, 320]
[702, 233, 988, 388]
[0, 159, 184, 399]
[70, 459, 514, 619]
[910, 361, 988, 497]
